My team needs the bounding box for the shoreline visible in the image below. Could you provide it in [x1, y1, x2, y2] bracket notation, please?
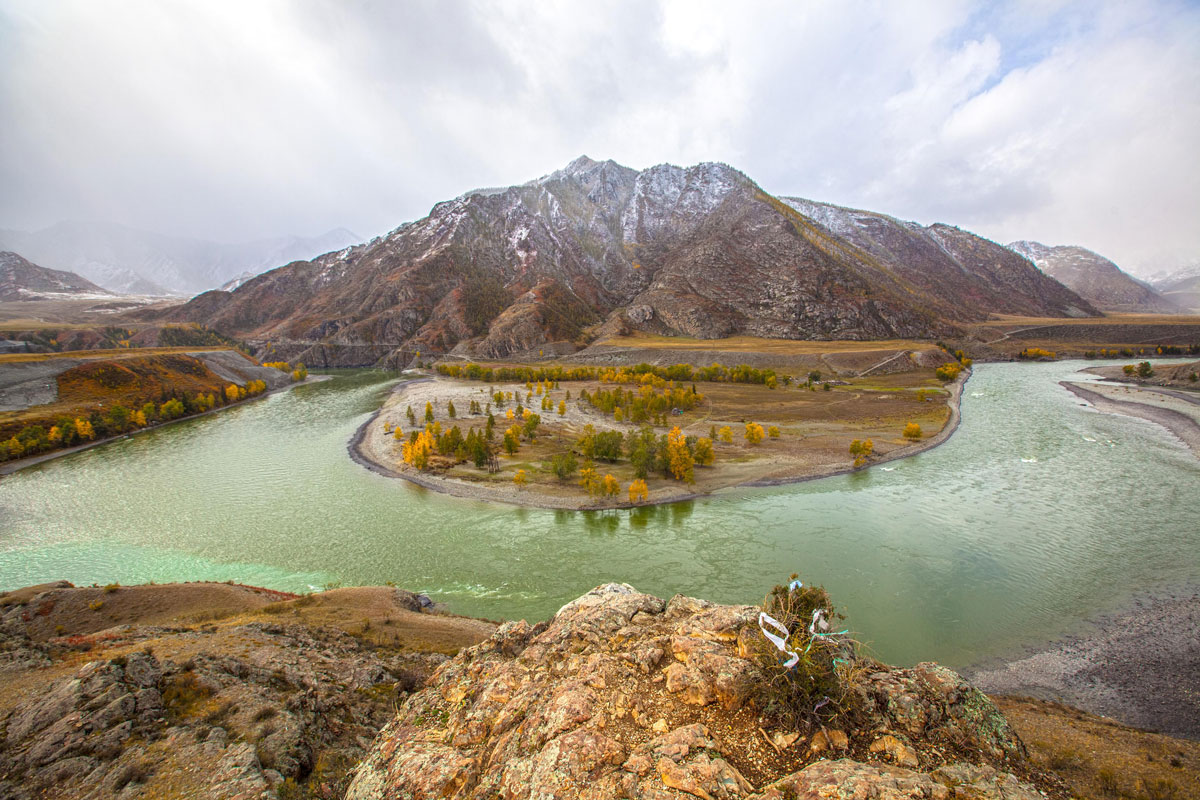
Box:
[0, 374, 330, 476]
[1061, 380, 1200, 458]
[969, 583, 1200, 741]
[348, 371, 970, 510]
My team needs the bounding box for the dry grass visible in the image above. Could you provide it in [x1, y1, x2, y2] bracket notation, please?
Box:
[977, 314, 1200, 327]
[996, 696, 1200, 800]
[0, 345, 230, 364]
[596, 331, 934, 354]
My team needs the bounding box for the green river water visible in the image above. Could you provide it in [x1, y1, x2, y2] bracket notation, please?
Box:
[1, 361, 1196, 669]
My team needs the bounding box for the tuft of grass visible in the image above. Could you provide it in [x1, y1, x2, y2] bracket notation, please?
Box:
[1141, 778, 1179, 800]
[103, 583, 121, 594]
[1096, 768, 1120, 796]
[88, 599, 105, 611]
[162, 670, 213, 719]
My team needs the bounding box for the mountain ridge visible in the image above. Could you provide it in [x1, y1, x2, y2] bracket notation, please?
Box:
[1007, 240, 1178, 313]
[152, 157, 1098, 367]
[0, 221, 360, 296]
[0, 250, 112, 301]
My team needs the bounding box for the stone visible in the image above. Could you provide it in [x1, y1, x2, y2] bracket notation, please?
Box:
[869, 734, 920, 768]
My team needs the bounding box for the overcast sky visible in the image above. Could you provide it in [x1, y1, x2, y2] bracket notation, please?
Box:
[2, 0, 1197, 275]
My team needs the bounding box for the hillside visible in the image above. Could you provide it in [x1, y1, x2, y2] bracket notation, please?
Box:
[1150, 266, 1200, 312]
[0, 222, 360, 295]
[1007, 241, 1178, 313]
[152, 157, 1097, 368]
[0, 251, 111, 301]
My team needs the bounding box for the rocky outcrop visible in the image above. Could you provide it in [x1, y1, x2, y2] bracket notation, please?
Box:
[153, 158, 1098, 366]
[347, 584, 1042, 800]
[0, 582, 491, 800]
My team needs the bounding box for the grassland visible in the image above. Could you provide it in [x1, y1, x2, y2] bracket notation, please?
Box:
[596, 331, 934, 355]
[0, 345, 231, 364]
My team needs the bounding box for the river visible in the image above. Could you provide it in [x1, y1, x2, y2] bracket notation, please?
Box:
[1, 361, 1196, 669]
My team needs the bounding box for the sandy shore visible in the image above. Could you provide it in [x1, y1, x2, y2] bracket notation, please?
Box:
[349, 371, 968, 510]
[969, 586, 1200, 740]
[1062, 380, 1200, 458]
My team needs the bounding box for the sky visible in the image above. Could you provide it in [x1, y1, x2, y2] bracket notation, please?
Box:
[1, 0, 1197, 276]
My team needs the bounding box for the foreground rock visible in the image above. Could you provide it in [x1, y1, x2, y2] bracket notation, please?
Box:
[0, 581, 496, 799]
[348, 583, 1048, 799]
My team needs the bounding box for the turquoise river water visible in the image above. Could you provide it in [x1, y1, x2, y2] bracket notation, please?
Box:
[0, 361, 1196, 669]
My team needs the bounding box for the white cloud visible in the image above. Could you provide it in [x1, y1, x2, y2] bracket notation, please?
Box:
[0, 0, 1196, 274]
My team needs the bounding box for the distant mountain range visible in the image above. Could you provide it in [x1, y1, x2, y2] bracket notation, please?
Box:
[154, 156, 1101, 365]
[1006, 241, 1179, 313]
[0, 251, 111, 301]
[0, 221, 360, 296]
[1145, 264, 1200, 312]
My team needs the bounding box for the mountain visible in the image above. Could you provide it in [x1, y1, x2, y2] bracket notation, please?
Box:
[0, 251, 112, 301]
[1146, 264, 1200, 312]
[1007, 241, 1178, 313]
[0, 222, 360, 296]
[157, 157, 1097, 366]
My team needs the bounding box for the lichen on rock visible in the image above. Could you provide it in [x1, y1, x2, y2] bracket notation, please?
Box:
[347, 583, 1044, 799]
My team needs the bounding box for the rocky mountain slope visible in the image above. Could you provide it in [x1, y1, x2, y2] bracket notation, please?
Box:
[152, 157, 1097, 368]
[0, 222, 360, 296]
[1148, 265, 1200, 312]
[347, 582, 1053, 800]
[0, 251, 112, 301]
[1008, 241, 1178, 313]
[0, 581, 496, 800]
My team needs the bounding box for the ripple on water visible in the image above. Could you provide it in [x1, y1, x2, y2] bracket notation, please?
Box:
[0, 363, 1196, 668]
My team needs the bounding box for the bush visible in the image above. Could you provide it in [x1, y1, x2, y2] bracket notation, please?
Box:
[550, 451, 577, 481]
[747, 576, 858, 730]
[902, 423, 922, 440]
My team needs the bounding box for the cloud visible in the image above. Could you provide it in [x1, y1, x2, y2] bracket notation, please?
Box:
[0, 0, 1196, 274]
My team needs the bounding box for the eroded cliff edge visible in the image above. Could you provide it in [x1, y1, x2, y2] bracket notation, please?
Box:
[347, 583, 1051, 800]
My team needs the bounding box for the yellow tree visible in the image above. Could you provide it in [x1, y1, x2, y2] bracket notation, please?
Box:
[666, 426, 694, 483]
[628, 479, 649, 503]
[225, 384, 241, 403]
[718, 426, 733, 444]
[744, 422, 765, 444]
[558, 400, 566, 416]
[513, 469, 527, 488]
[425, 401, 434, 422]
[402, 429, 436, 470]
[133, 410, 147, 427]
[694, 436, 715, 466]
[602, 473, 620, 496]
[903, 423, 922, 440]
[6, 437, 23, 459]
[579, 466, 602, 496]
[849, 438, 874, 467]
[74, 418, 95, 440]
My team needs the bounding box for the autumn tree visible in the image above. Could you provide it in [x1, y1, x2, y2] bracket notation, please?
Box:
[849, 438, 874, 467]
[402, 429, 436, 470]
[694, 436, 715, 466]
[448, 400, 457, 418]
[74, 418, 95, 440]
[579, 466, 602, 496]
[903, 423, 922, 440]
[425, 402, 434, 423]
[513, 469, 527, 488]
[503, 427, 520, 455]
[558, 400, 566, 416]
[602, 473, 620, 497]
[666, 426, 694, 483]
[767, 425, 780, 438]
[628, 479, 649, 504]
[718, 426, 733, 444]
[744, 422, 765, 444]
[522, 412, 541, 442]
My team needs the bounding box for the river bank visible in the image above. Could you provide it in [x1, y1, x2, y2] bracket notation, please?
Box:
[969, 584, 1200, 740]
[0, 373, 329, 476]
[349, 371, 969, 510]
[1062, 380, 1200, 459]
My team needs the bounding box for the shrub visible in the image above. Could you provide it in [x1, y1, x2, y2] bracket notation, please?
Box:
[747, 576, 857, 730]
[902, 423, 922, 440]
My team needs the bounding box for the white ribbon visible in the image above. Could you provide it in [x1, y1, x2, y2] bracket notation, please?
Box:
[809, 608, 830, 634]
[758, 611, 799, 669]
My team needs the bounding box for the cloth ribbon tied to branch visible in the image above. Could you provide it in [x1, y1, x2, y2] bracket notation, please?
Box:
[758, 612, 800, 669]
